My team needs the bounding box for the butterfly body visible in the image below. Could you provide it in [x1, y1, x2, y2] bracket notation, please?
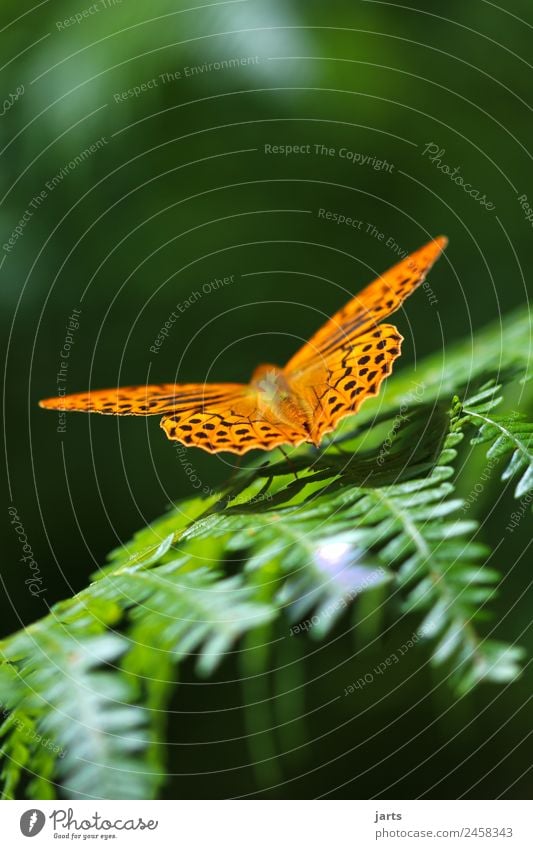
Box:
[40, 236, 448, 454]
[252, 363, 315, 440]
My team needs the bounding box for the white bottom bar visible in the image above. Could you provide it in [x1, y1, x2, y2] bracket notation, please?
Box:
[1, 799, 530, 848]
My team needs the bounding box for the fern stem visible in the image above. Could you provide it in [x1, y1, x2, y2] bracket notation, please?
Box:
[462, 408, 530, 460]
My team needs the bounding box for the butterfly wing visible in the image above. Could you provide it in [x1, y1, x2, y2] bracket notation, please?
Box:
[39, 383, 246, 415]
[288, 323, 403, 445]
[284, 236, 447, 373]
[40, 382, 308, 454]
[160, 392, 309, 454]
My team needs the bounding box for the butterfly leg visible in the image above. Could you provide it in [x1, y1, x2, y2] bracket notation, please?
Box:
[225, 453, 246, 488]
[278, 446, 299, 480]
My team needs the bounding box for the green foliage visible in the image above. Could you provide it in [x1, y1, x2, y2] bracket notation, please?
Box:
[1, 308, 531, 800]
[458, 384, 533, 499]
[0, 622, 157, 800]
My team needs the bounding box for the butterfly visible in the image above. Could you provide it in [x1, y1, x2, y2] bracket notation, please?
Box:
[40, 236, 447, 454]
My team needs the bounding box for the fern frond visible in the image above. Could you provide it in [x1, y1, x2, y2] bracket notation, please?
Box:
[113, 563, 276, 677]
[458, 383, 533, 499]
[1, 629, 158, 800]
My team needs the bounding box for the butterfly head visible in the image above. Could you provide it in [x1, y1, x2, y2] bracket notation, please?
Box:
[250, 363, 286, 395]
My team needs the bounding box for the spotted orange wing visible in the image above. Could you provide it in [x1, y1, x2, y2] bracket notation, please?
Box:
[283, 235, 447, 443]
[160, 394, 308, 454]
[39, 382, 309, 455]
[284, 235, 447, 373]
[288, 323, 403, 445]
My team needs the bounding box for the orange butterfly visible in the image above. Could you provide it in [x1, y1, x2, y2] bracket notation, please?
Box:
[40, 237, 447, 454]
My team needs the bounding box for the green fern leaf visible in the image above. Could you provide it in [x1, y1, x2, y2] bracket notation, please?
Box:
[460, 383, 533, 498]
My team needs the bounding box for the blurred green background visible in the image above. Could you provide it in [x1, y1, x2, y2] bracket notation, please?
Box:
[1, 0, 532, 798]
